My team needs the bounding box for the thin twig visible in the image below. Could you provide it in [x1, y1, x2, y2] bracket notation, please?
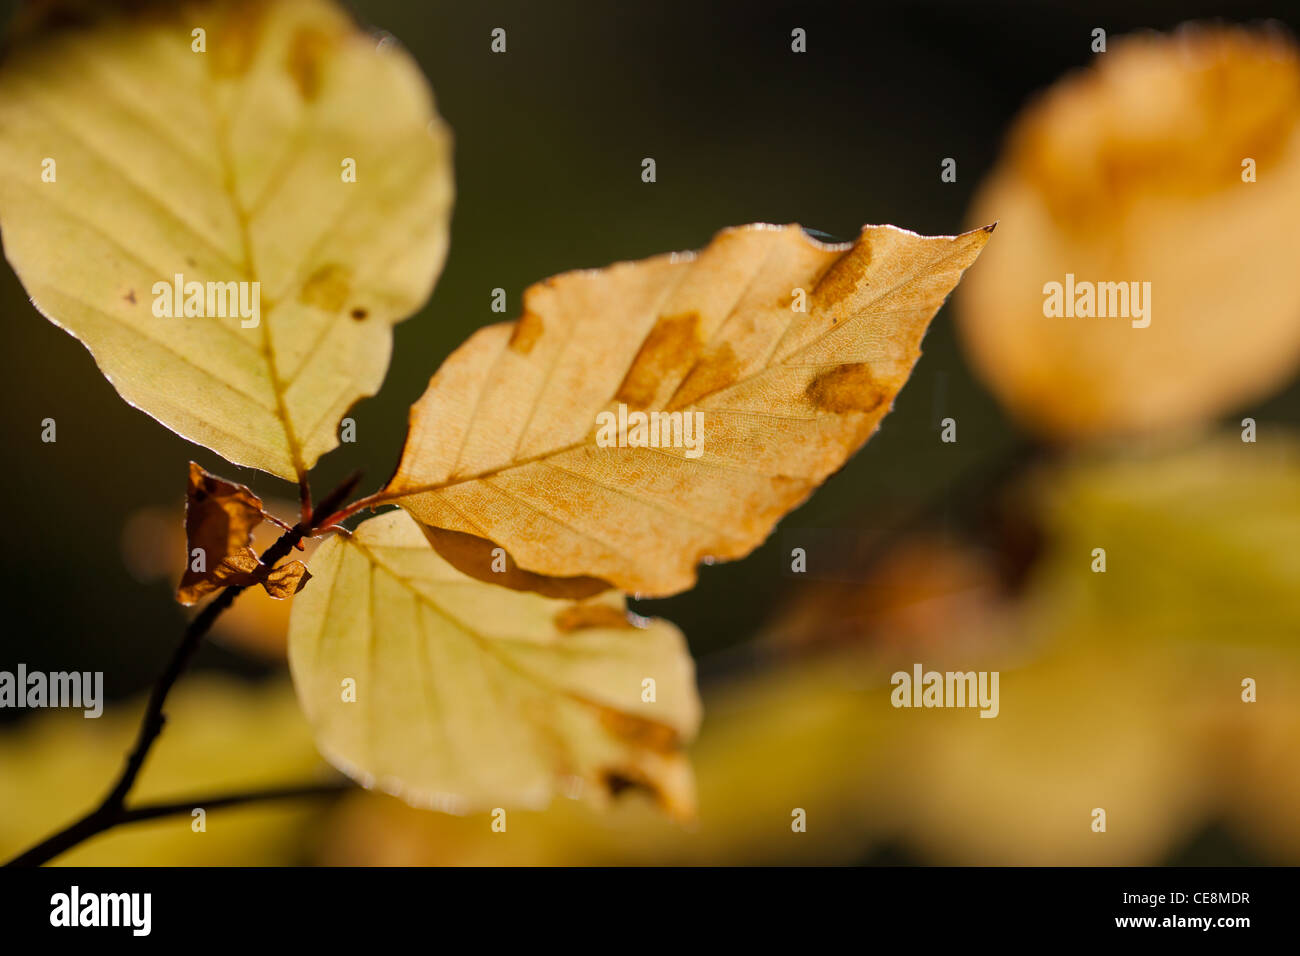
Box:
[118, 780, 354, 826]
[4, 470, 362, 867]
[310, 488, 390, 532]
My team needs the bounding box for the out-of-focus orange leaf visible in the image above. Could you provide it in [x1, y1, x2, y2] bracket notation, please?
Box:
[957, 26, 1300, 440]
[176, 462, 309, 606]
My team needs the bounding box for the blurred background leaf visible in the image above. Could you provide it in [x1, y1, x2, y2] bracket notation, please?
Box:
[0, 677, 329, 865]
[956, 26, 1300, 440]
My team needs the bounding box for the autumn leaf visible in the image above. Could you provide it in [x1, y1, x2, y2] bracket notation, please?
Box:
[286, 510, 701, 818]
[315, 651, 906, 866]
[123, 496, 319, 658]
[177, 461, 309, 604]
[0, 0, 454, 480]
[379, 222, 992, 597]
[177, 460, 265, 603]
[957, 26, 1300, 440]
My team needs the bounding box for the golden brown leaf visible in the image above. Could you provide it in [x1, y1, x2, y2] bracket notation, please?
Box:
[380, 222, 992, 597]
[262, 558, 311, 599]
[177, 462, 266, 604]
[123, 497, 318, 659]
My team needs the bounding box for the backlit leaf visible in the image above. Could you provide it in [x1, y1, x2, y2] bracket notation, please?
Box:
[287, 510, 702, 817]
[0, 0, 454, 479]
[380, 222, 992, 597]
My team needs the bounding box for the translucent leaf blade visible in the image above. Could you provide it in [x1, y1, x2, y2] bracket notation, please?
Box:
[0, 0, 454, 479]
[287, 510, 702, 817]
[383, 222, 992, 596]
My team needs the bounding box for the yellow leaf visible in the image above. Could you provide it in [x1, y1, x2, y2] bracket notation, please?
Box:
[379, 222, 992, 597]
[287, 510, 702, 818]
[957, 26, 1300, 439]
[0, 0, 454, 480]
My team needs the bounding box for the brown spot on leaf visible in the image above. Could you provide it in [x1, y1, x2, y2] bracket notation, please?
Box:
[615, 312, 702, 409]
[598, 708, 680, 754]
[600, 768, 661, 803]
[553, 603, 633, 632]
[671, 342, 742, 409]
[286, 26, 335, 101]
[805, 363, 887, 414]
[299, 263, 352, 313]
[209, 1, 265, 78]
[508, 312, 544, 355]
[812, 245, 871, 310]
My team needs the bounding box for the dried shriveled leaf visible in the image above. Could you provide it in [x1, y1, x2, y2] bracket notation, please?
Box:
[0, 0, 453, 480]
[177, 461, 264, 602]
[177, 461, 308, 604]
[287, 510, 701, 817]
[957, 26, 1300, 440]
[262, 557, 311, 598]
[123, 496, 318, 658]
[381, 222, 991, 597]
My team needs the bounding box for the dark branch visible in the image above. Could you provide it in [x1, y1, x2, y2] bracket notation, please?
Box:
[118, 780, 354, 826]
[4, 470, 363, 868]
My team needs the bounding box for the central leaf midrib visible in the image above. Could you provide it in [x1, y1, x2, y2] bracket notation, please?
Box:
[204, 62, 307, 482]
